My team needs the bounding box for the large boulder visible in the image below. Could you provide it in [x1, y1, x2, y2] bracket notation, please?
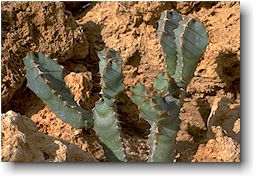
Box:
[1, 111, 96, 162]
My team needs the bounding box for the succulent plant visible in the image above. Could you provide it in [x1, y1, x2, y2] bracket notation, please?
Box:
[24, 10, 208, 162]
[24, 52, 93, 129]
[24, 49, 126, 162]
[93, 49, 126, 162]
[157, 10, 208, 89]
[131, 73, 181, 162]
[131, 10, 208, 162]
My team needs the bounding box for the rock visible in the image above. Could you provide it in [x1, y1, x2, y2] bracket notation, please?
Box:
[207, 94, 240, 143]
[63, 2, 91, 13]
[1, 111, 97, 162]
[79, 1, 168, 89]
[1, 1, 89, 107]
[192, 126, 240, 162]
[176, 1, 198, 14]
[31, 106, 92, 156]
[64, 71, 93, 107]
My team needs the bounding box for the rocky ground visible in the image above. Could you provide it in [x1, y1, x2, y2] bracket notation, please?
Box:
[1, 1, 240, 162]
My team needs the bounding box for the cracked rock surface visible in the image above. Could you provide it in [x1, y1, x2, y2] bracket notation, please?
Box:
[1, 111, 96, 162]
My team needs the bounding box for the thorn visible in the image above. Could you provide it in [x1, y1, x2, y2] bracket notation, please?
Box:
[60, 65, 64, 69]
[159, 111, 166, 117]
[183, 23, 189, 28]
[63, 101, 68, 106]
[178, 45, 183, 49]
[22, 85, 28, 93]
[76, 100, 81, 106]
[154, 127, 159, 134]
[151, 102, 157, 108]
[38, 70, 44, 75]
[164, 10, 168, 17]
[51, 89, 57, 94]
[159, 29, 166, 33]
[91, 92, 101, 96]
[44, 79, 50, 84]
[33, 63, 40, 68]
[162, 17, 169, 22]
[34, 73, 42, 81]
[162, 92, 169, 97]
[57, 94, 63, 100]
[30, 57, 37, 64]
[71, 105, 76, 109]
[179, 34, 184, 38]
[81, 3, 91, 9]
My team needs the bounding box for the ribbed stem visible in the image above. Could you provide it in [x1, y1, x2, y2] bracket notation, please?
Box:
[92, 49, 126, 162]
[24, 52, 93, 129]
[93, 99, 127, 162]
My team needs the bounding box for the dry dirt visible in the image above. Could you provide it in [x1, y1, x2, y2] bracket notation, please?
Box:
[1, 1, 240, 162]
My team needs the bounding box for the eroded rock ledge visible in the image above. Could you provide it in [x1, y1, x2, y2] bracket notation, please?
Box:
[1, 111, 96, 162]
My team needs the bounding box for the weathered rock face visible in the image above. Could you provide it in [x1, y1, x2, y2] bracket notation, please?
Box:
[1, 111, 97, 162]
[191, 94, 240, 162]
[64, 71, 94, 110]
[1, 1, 89, 107]
[192, 126, 240, 162]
